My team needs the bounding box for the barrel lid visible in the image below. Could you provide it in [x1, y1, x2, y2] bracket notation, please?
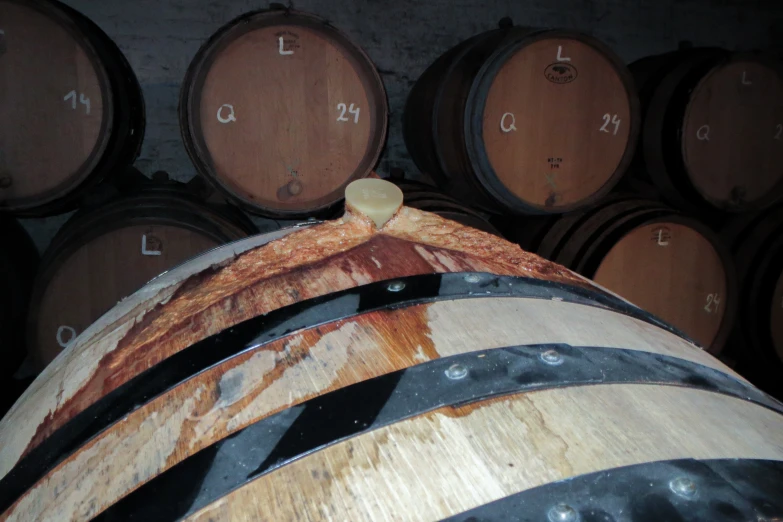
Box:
[0, 0, 112, 211]
[180, 9, 388, 217]
[465, 29, 639, 213]
[681, 54, 783, 210]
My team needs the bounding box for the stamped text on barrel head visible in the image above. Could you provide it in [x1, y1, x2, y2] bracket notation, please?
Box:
[545, 63, 578, 84]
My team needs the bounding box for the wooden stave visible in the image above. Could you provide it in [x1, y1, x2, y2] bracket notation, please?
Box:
[390, 179, 500, 234]
[0, 218, 38, 380]
[25, 185, 256, 370]
[429, 29, 509, 211]
[464, 29, 640, 215]
[542, 198, 668, 266]
[636, 49, 783, 214]
[402, 35, 486, 184]
[0, 205, 779, 520]
[724, 205, 783, 397]
[636, 49, 731, 215]
[0, 0, 145, 217]
[180, 386, 783, 522]
[739, 236, 783, 398]
[179, 8, 388, 219]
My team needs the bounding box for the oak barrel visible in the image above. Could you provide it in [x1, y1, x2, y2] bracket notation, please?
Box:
[25, 183, 256, 370]
[180, 7, 388, 218]
[633, 49, 783, 213]
[404, 26, 639, 215]
[501, 196, 737, 354]
[723, 204, 783, 399]
[0, 0, 145, 216]
[0, 180, 781, 521]
[0, 217, 38, 380]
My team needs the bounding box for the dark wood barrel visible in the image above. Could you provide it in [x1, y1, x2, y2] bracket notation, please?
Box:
[1, 180, 781, 521]
[404, 26, 639, 215]
[502, 197, 737, 354]
[25, 182, 256, 370]
[0, 0, 145, 216]
[390, 177, 499, 235]
[0, 218, 38, 380]
[633, 49, 783, 214]
[723, 204, 783, 398]
[180, 7, 388, 218]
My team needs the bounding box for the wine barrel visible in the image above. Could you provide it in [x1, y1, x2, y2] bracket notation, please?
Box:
[180, 7, 388, 218]
[404, 26, 639, 215]
[0, 179, 780, 521]
[723, 204, 783, 398]
[0, 217, 38, 380]
[391, 178, 499, 235]
[25, 183, 256, 370]
[633, 49, 783, 214]
[502, 197, 737, 354]
[0, 0, 145, 216]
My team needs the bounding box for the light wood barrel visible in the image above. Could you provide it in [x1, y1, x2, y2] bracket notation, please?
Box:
[26, 184, 255, 370]
[0, 185, 780, 521]
[503, 197, 737, 353]
[0, 0, 145, 216]
[180, 8, 388, 218]
[404, 26, 639, 214]
[724, 204, 783, 399]
[634, 49, 783, 213]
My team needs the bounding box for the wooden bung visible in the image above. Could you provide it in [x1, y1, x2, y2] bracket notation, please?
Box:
[180, 8, 388, 218]
[0, 180, 779, 520]
[26, 187, 255, 370]
[404, 27, 639, 214]
[0, 0, 144, 216]
[635, 50, 783, 213]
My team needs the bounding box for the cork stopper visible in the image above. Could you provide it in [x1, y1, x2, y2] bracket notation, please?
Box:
[345, 178, 404, 228]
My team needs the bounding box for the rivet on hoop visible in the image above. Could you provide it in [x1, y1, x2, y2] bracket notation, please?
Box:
[669, 476, 697, 499]
[445, 364, 468, 380]
[387, 281, 405, 292]
[540, 349, 564, 366]
[547, 503, 578, 522]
